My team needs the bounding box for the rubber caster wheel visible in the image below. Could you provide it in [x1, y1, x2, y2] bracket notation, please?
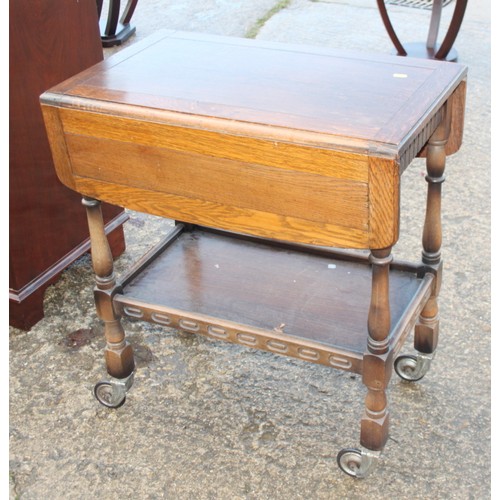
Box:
[337, 448, 363, 477]
[94, 381, 126, 409]
[394, 354, 425, 382]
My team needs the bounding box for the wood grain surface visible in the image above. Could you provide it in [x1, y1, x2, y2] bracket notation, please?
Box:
[44, 30, 466, 150]
[118, 228, 425, 357]
[41, 30, 467, 249]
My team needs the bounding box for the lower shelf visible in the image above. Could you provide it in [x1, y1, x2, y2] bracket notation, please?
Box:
[114, 225, 434, 374]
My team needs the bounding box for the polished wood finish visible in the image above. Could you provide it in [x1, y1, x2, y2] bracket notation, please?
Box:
[418, 79, 466, 158]
[84, 198, 135, 379]
[41, 30, 466, 250]
[414, 101, 451, 356]
[9, 0, 127, 330]
[113, 226, 430, 373]
[361, 248, 393, 451]
[40, 31, 467, 468]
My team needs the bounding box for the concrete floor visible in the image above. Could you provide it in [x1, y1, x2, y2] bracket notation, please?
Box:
[9, 0, 491, 498]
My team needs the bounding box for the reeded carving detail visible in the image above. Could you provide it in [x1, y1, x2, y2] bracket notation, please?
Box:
[400, 109, 444, 170]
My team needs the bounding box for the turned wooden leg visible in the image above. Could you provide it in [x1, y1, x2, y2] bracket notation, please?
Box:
[394, 109, 450, 383]
[361, 247, 393, 452]
[83, 197, 135, 380]
[338, 247, 393, 478]
[416, 110, 450, 357]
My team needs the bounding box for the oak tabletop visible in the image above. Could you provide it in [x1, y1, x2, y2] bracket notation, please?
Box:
[43, 30, 467, 154]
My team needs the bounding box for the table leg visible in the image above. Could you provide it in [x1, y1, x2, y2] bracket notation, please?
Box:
[362, 248, 393, 446]
[83, 197, 135, 407]
[394, 107, 450, 382]
[416, 107, 450, 353]
[338, 247, 393, 477]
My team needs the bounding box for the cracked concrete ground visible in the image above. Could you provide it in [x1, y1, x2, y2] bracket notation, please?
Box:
[9, 0, 491, 498]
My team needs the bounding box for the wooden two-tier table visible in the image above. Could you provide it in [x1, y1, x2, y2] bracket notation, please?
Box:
[41, 30, 466, 478]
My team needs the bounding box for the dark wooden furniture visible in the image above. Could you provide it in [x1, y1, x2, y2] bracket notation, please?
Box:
[9, 0, 127, 330]
[377, 0, 468, 61]
[40, 30, 466, 477]
[96, 0, 139, 47]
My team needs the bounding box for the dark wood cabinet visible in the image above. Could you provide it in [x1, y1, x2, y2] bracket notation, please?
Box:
[9, 0, 127, 330]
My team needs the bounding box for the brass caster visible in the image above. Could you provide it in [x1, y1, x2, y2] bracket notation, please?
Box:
[337, 446, 381, 478]
[94, 372, 134, 408]
[394, 352, 434, 382]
